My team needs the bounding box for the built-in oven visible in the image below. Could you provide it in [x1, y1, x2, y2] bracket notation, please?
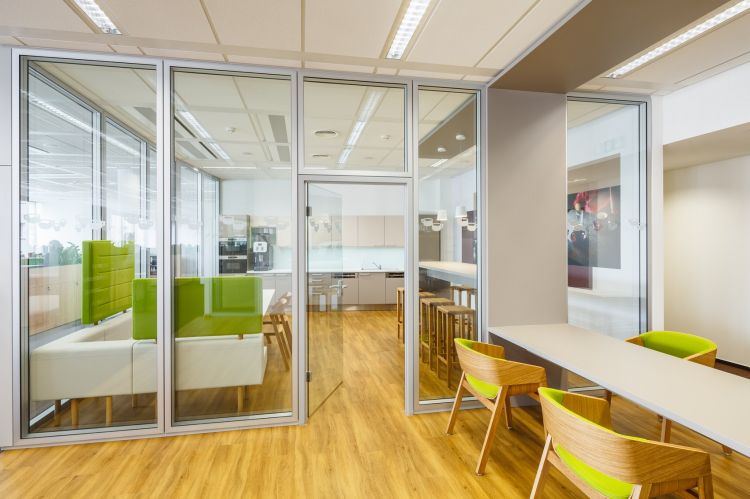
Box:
[219, 237, 248, 257]
[219, 255, 248, 274]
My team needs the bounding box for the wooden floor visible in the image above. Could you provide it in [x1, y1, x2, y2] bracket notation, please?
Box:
[3, 311, 749, 498]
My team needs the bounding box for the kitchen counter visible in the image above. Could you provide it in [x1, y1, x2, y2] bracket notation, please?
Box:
[419, 261, 477, 286]
[246, 268, 404, 274]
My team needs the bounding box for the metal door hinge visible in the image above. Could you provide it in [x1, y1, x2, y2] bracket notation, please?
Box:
[306, 371, 312, 382]
[306, 206, 312, 216]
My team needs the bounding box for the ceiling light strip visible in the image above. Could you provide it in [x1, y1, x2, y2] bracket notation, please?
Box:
[386, 0, 431, 59]
[178, 110, 231, 161]
[73, 0, 121, 34]
[337, 89, 385, 165]
[608, 0, 750, 78]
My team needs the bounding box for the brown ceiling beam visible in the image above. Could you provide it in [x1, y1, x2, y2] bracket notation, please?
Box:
[491, 0, 730, 92]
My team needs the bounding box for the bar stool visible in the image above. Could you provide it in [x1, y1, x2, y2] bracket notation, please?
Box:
[419, 296, 453, 368]
[396, 287, 405, 340]
[450, 285, 477, 309]
[435, 305, 476, 388]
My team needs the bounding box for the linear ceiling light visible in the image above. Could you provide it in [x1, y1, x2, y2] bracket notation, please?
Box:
[608, 0, 750, 78]
[337, 89, 385, 165]
[178, 110, 231, 161]
[73, 0, 121, 34]
[386, 0, 431, 59]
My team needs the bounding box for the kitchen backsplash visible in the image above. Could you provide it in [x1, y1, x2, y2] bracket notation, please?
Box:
[271, 247, 404, 271]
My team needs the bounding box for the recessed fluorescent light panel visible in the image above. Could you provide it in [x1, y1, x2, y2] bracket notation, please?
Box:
[73, 0, 121, 34]
[178, 110, 231, 161]
[608, 0, 750, 78]
[337, 89, 385, 165]
[386, 0, 431, 59]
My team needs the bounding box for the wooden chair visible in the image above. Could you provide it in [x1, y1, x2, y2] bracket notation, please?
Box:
[607, 331, 731, 455]
[264, 292, 293, 370]
[445, 339, 547, 476]
[532, 387, 714, 499]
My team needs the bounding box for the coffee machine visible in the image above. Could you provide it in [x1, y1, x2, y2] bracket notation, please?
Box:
[251, 226, 276, 271]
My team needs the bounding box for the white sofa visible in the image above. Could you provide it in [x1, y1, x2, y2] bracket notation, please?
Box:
[31, 312, 267, 406]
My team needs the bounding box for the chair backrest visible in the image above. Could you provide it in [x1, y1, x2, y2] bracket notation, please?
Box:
[82, 240, 134, 324]
[454, 339, 547, 388]
[539, 388, 711, 484]
[629, 331, 717, 367]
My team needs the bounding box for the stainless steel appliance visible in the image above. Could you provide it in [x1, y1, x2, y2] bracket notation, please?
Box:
[251, 226, 276, 271]
[219, 255, 248, 274]
[219, 215, 250, 274]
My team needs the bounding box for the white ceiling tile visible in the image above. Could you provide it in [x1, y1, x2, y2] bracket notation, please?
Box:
[110, 44, 143, 55]
[408, 0, 535, 67]
[204, 0, 300, 50]
[478, 0, 581, 69]
[97, 0, 216, 43]
[173, 71, 245, 109]
[141, 47, 224, 62]
[20, 38, 113, 53]
[376, 67, 399, 75]
[398, 69, 463, 81]
[623, 13, 750, 86]
[463, 75, 492, 82]
[305, 0, 401, 58]
[2, 0, 93, 32]
[0, 36, 23, 46]
[305, 61, 374, 74]
[227, 55, 300, 68]
[234, 77, 292, 115]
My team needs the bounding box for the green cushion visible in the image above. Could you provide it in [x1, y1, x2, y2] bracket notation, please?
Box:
[131, 276, 262, 340]
[639, 331, 716, 359]
[454, 338, 501, 399]
[82, 240, 134, 324]
[555, 445, 633, 499]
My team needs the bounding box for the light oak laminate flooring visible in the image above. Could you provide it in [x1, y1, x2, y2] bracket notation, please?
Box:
[2, 311, 748, 498]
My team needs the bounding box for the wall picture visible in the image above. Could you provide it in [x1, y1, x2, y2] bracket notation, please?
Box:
[567, 185, 621, 271]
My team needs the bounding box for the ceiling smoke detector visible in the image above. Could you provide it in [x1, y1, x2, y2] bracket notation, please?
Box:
[314, 129, 338, 138]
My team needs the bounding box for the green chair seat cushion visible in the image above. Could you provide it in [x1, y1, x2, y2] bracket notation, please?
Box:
[639, 331, 716, 359]
[465, 374, 499, 399]
[555, 445, 633, 499]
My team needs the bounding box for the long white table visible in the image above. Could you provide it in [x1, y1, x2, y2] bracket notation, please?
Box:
[488, 323, 750, 457]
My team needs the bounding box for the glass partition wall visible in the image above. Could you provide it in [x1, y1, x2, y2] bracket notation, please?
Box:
[416, 89, 480, 403]
[19, 57, 158, 435]
[170, 68, 294, 424]
[13, 48, 484, 443]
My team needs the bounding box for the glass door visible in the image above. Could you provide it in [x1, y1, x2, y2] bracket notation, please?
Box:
[306, 183, 345, 416]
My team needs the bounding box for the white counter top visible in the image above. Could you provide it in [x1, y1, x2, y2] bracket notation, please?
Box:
[488, 323, 750, 457]
[247, 269, 404, 275]
[419, 261, 477, 286]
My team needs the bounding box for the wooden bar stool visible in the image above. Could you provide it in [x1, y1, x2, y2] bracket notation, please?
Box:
[396, 287, 405, 341]
[419, 297, 453, 368]
[450, 285, 477, 308]
[435, 305, 476, 388]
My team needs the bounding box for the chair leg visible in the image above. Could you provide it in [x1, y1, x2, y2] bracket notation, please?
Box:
[504, 396, 513, 430]
[631, 483, 652, 498]
[104, 396, 113, 425]
[446, 373, 466, 435]
[721, 445, 732, 456]
[70, 398, 79, 427]
[698, 474, 714, 499]
[530, 434, 552, 498]
[660, 418, 672, 443]
[476, 387, 508, 476]
[605, 390, 612, 405]
[237, 386, 245, 413]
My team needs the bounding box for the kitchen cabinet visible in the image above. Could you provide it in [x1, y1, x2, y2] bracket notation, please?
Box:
[341, 216, 358, 247]
[384, 273, 404, 305]
[356, 216, 385, 247]
[333, 272, 358, 305]
[384, 216, 404, 247]
[357, 272, 385, 304]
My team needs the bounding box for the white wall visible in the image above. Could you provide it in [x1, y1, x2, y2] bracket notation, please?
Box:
[662, 61, 750, 145]
[664, 156, 750, 366]
[1, 45, 13, 447]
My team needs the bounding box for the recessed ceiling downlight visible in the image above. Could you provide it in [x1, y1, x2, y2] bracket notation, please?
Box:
[314, 129, 338, 138]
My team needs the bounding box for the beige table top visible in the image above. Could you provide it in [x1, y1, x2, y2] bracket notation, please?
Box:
[488, 323, 750, 457]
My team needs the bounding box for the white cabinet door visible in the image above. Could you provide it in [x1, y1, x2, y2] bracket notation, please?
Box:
[384, 216, 404, 247]
[357, 216, 385, 247]
[384, 276, 404, 305]
[357, 272, 386, 304]
[340, 277, 359, 305]
[341, 216, 358, 247]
